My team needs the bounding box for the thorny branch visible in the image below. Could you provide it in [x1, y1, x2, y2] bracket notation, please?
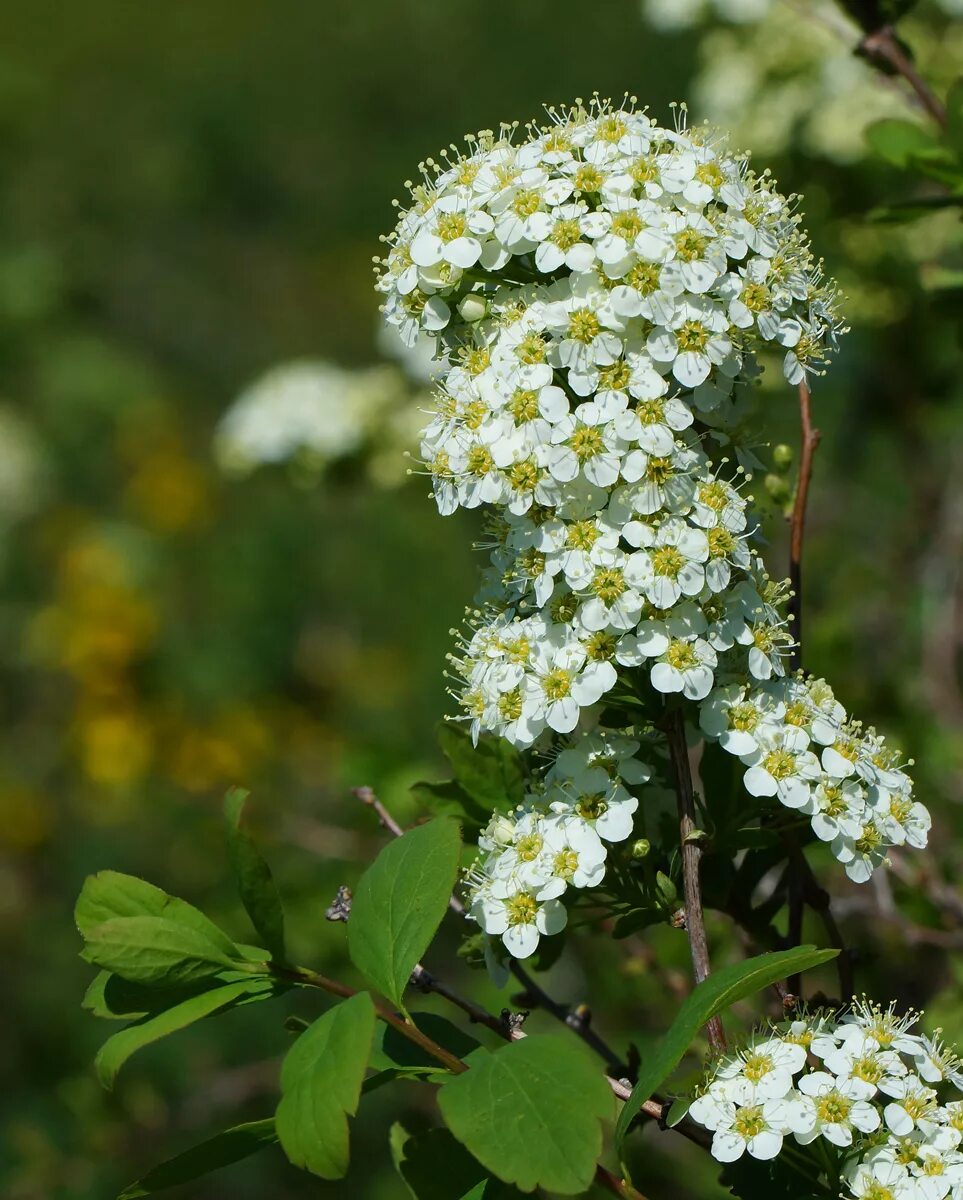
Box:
[665, 708, 727, 1055]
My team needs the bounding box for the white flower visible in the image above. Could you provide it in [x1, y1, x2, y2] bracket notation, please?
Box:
[471, 879, 568, 959]
[624, 516, 709, 608]
[650, 632, 718, 701]
[716, 1038, 807, 1103]
[879, 1075, 940, 1138]
[689, 1082, 791, 1162]
[699, 681, 785, 755]
[741, 725, 820, 809]
[788, 1070, 881, 1147]
[521, 634, 617, 738]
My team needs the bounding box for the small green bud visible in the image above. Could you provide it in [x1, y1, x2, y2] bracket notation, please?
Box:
[772, 443, 794, 470]
[630, 838, 651, 860]
[764, 472, 790, 502]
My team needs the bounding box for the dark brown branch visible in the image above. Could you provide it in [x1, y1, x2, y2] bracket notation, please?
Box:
[859, 25, 947, 129]
[788, 379, 822, 669]
[665, 708, 726, 1055]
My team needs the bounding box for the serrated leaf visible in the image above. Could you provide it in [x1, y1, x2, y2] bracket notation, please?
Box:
[275, 992, 376, 1179]
[81, 915, 243, 987]
[76, 871, 237, 959]
[865, 117, 935, 167]
[95, 977, 279, 1088]
[437, 723, 525, 811]
[437, 1035, 613, 1195]
[393, 1126, 526, 1199]
[614, 945, 838, 1151]
[223, 788, 286, 962]
[347, 818, 461, 1009]
[117, 1118, 278, 1197]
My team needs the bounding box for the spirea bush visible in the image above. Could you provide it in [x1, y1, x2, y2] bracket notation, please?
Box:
[72, 77, 963, 1200]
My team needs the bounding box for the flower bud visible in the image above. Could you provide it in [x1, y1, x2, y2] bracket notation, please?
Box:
[764, 472, 790, 502]
[630, 838, 651, 860]
[458, 293, 488, 323]
[772, 443, 794, 470]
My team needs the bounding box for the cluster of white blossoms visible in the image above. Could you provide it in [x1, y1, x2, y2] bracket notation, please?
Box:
[466, 728, 651, 958]
[214, 360, 424, 488]
[377, 99, 928, 957]
[690, 999, 963, 1199]
[700, 673, 930, 884]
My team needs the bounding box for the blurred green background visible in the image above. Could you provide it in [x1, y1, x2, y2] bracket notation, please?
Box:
[2, 2, 963, 1197]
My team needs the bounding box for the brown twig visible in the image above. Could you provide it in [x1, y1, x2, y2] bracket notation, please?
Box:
[665, 707, 726, 1055]
[788, 379, 822, 668]
[278, 964, 467, 1074]
[595, 1164, 649, 1200]
[352, 785, 406, 837]
[859, 25, 947, 129]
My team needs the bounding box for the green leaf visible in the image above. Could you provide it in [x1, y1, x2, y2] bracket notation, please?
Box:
[81, 915, 243, 987]
[409, 778, 491, 833]
[117, 1119, 278, 1197]
[437, 724, 525, 812]
[275, 991, 376, 1179]
[347, 818, 461, 1009]
[76, 871, 237, 959]
[393, 1126, 525, 1199]
[223, 788, 286, 962]
[614, 945, 838, 1151]
[865, 117, 935, 167]
[946, 78, 963, 157]
[437, 1035, 613, 1195]
[95, 977, 279, 1088]
[370, 1012, 481, 1073]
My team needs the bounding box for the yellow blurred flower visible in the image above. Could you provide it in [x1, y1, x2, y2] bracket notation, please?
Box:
[75, 707, 154, 788]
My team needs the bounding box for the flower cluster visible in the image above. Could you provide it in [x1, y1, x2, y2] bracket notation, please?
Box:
[377, 98, 926, 958]
[467, 728, 651, 958]
[214, 359, 424, 488]
[700, 673, 929, 883]
[690, 999, 963, 1199]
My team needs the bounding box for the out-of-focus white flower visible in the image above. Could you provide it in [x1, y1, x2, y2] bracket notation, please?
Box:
[214, 359, 426, 488]
[0, 405, 47, 525]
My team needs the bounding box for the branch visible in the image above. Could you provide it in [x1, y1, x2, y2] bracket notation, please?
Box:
[352, 785, 406, 838]
[859, 25, 947, 129]
[665, 708, 727, 1055]
[788, 379, 822, 669]
[410, 958, 712, 1150]
[354, 786, 630, 1076]
[278, 964, 467, 1074]
[595, 1163, 649, 1200]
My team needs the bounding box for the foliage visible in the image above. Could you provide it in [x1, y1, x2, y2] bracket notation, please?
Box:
[4, 2, 963, 1199]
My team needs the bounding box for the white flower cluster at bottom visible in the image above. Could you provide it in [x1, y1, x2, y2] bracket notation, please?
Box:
[689, 1000, 963, 1199]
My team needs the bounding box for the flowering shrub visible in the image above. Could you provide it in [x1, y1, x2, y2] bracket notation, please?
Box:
[70, 22, 963, 1199]
[690, 998, 963, 1197]
[376, 98, 929, 963]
